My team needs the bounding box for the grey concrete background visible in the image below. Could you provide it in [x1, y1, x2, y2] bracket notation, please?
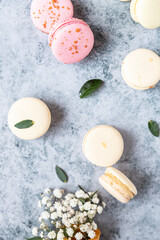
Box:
[0, 0, 160, 239]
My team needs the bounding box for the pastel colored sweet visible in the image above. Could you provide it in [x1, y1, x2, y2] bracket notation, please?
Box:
[130, 0, 160, 29]
[30, 0, 74, 34]
[8, 97, 51, 140]
[99, 167, 137, 203]
[48, 18, 94, 64]
[122, 49, 160, 90]
[82, 125, 124, 167]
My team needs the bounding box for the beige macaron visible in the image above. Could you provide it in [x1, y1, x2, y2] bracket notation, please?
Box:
[8, 97, 51, 140]
[130, 0, 160, 29]
[82, 125, 124, 167]
[99, 167, 137, 203]
[122, 49, 160, 90]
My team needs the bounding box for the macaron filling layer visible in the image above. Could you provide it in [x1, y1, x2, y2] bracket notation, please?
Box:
[102, 172, 135, 200]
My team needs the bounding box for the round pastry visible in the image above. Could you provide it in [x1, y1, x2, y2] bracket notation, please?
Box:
[8, 97, 51, 140]
[30, 0, 74, 34]
[99, 167, 137, 203]
[130, 0, 160, 29]
[48, 18, 94, 64]
[122, 49, 160, 90]
[82, 125, 124, 167]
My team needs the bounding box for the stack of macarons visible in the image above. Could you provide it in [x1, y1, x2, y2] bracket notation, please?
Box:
[82, 125, 137, 203]
[121, 49, 160, 90]
[30, 0, 94, 64]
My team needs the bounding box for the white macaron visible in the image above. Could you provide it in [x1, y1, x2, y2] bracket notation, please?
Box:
[8, 97, 51, 140]
[122, 49, 160, 90]
[130, 0, 160, 29]
[99, 167, 137, 203]
[82, 125, 124, 167]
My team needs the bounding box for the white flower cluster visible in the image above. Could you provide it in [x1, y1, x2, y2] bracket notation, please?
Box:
[31, 187, 106, 240]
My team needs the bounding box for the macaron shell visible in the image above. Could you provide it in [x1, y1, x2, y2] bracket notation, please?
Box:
[49, 18, 94, 64]
[106, 167, 137, 195]
[130, 0, 139, 22]
[122, 49, 160, 89]
[8, 98, 51, 140]
[136, 0, 160, 29]
[99, 175, 129, 203]
[82, 125, 124, 167]
[31, 0, 74, 34]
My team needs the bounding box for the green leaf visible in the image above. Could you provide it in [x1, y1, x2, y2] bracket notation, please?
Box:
[79, 198, 86, 204]
[90, 190, 98, 199]
[27, 237, 42, 240]
[56, 166, 68, 183]
[14, 120, 34, 129]
[148, 120, 159, 137]
[79, 79, 103, 98]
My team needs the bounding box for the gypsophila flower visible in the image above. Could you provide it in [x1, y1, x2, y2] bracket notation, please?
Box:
[53, 189, 64, 198]
[102, 201, 106, 208]
[67, 227, 74, 237]
[45, 188, 51, 194]
[75, 190, 85, 198]
[51, 212, 58, 220]
[70, 198, 77, 208]
[97, 206, 103, 214]
[42, 196, 50, 205]
[91, 204, 97, 210]
[32, 227, 38, 236]
[56, 221, 61, 228]
[40, 222, 46, 229]
[75, 232, 83, 240]
[88, 230, 96, 239]
[41, 211, 50, 220]
[65, 193, 74, 200]
[50, 206, 55, 213]
[57, 229, 65, 240]
[84, 202, 92, 211]
[92, 221, 98, 230]
[40, 231, 44, 238]
[48, 230, 56, 239]
[92, 198, 100, 204]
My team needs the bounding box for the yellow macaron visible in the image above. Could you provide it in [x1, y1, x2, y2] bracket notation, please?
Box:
[99, 167, 137, 203]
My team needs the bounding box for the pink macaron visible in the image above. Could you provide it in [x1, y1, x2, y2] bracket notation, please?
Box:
[48, 18, 94, 64]
[30, 0, 74, 34]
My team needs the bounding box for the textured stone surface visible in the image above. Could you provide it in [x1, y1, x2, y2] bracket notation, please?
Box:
[0, 0, 160, 239]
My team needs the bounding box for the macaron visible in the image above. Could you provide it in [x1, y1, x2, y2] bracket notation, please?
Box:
[30, 0, 74, 34]
[122, 49, 160, 90]
[82, 125, 124, 167]
[99, 167, 137, 203]
[8, 97, 51, 140]
[130, 0, 160, 29]
[48, 18, 94, 64]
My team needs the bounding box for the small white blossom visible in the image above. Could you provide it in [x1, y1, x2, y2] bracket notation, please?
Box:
[57, 229, 65, 240]
[38, 217, 42, 222]
[47, 201, 52, 208]
[70, 198, 77, 208]
[88, 210, 96, 219]
[75, 232, 83, 240]
[45, 188, 51, 194]
[48, 230, 56, 239]
[84, 202, 92, 211]
[67, 227, 74, 237]
[97, 206, 103, 214]
[88, 230, 96, 239]
[75, 190, 85, 198]
[102, 202, 106, 208]
[51, 212, 58, 220]
[40, 231, 44, 238]
[56, 221, 61, 228]
[32, 227, 38, 236]
[65, 193, 74, 201]
[41, 211, 50, 220]
[92, 198, 99, 204]
[42, 196, 50, 205]
[92, 221, 98, 230]
[40, 222, 46, 229]
[53, 189, 64, 199]
[50, 207, 55, 213]
[91, 204, 97, 210]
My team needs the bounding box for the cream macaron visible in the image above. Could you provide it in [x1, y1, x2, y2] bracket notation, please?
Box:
[130, 0, 160, 29]
[82, 125, 124, 167]
[8, 97, 51, 140]
[99, 167, 137, 203]
[122, 49, 160, 90]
